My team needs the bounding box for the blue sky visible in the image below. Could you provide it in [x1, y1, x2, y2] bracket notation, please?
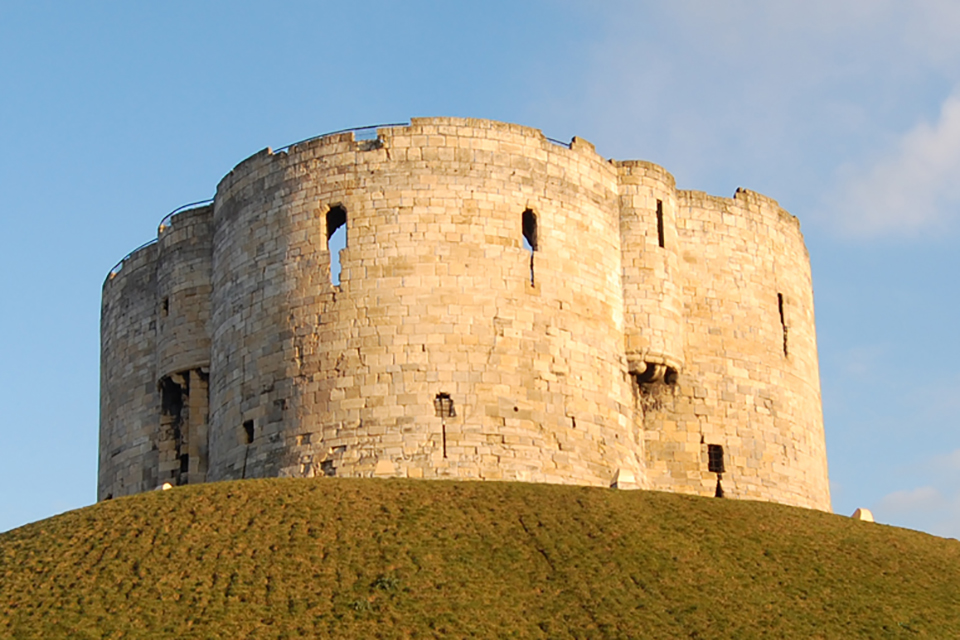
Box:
[2, 1, 959, 538]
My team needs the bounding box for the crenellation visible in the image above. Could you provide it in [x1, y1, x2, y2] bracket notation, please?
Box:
[100, 117, 830, 511]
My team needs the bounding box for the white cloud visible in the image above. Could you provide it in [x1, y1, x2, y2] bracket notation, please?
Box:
[873, 454, 960, 539]
[547, 1, 960, 234]
[930, 448, 960, 475]
[876, 485, 945, 514]
[832, 94, 960, 237]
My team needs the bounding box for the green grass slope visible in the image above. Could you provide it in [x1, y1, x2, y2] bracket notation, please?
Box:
[1, 479, 959, 639]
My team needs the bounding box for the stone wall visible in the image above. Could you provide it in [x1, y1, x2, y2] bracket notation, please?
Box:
[638, 189, 829, 509]
[99, 117, 831, 510]
[99, 244, 159, 499]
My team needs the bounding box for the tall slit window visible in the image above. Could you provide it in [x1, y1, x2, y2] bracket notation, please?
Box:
[707, 444, 725, 473]
[522, 209, 538, 285]
[656, 200, 665, 248]
[326, 205, 347, 285]
[778, 293, 788, 356]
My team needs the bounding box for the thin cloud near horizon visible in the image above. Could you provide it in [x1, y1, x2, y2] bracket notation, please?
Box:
[829, 93, 960, 238]
[557, 1, 960, 241]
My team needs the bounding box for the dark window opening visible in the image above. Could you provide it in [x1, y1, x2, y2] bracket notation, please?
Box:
[435, 393, 454, 459]
[160, 376, 184, 418]
[243, 420, 255, 445]
[707, 444, 725, 474]
[778, 293, 788, 356]
[326, 205, 347, 286]
[159, 374, 188, 486]
[522, 210, 538, 251]
[161, 297, 169, 317]
[320, 459, 336, 477]
[434, 393, 455, 418]
[522, 209, 538, 285]
[179, 453, 189, 474]
[656, 200, 665, 248]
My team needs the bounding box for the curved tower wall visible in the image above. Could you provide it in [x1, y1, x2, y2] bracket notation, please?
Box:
[155, 205, 213, 486]
[208, 120, 642, 486]
[99, 117, 830, 510]
[638, 189, 829, 509]
[99, 244, 159, 499]
[156, 205, 213, 377]
[208, 146, 302, 480]
[617, 161, 684, 378]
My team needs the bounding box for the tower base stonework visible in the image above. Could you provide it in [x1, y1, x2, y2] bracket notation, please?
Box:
[99, 118, 830, 511]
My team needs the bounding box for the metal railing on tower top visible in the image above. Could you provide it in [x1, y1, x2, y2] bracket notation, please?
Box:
[108, 122, 575, 280]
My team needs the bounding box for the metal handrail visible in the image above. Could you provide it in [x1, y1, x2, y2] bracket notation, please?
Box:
[274, 122, 410, 154]
[108, 238, 158, 279]
[109, 123, 573, 281]
[158, 199, 214, 234]
[109, 199, 213, 279]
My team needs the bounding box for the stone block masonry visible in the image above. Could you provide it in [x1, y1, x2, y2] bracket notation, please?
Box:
[99, 117, 831, 511]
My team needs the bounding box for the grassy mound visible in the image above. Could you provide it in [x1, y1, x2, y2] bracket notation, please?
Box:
[1, 478, 958, 639]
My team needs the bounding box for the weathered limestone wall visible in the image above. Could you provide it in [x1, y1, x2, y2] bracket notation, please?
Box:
[99, 244, 159, 499]
[157, 205, 213, 378]
[156, 205, 213, 486]
[207, 118, 642, 487]
[639, 189, 829, 509]
[99, 117, 830, 511]
[617, 160, 684, 377]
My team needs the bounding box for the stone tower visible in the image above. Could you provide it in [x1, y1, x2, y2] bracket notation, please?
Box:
[99, 117, 830, 510]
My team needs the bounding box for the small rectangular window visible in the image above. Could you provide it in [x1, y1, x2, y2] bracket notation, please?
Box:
[707, 444, 725, 474]
[243, 420, 255, 444]
[435, 393, 454, 459]
[434, 393, 455, 418]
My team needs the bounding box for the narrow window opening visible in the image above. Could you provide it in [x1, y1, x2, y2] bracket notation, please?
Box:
[159, 374, 188, 485]
[435, 393, 454, 459]
[179, 453, 190, 475]
[161, 297, 169, 317]
[707, 444, 725, 473]
[522, 209, 538, 286]
[243, 420, 255, 444]
[656, 200, 665, 248]
[778, 293, 788, 356]
[708, 444, 726, 498]
[326, 205, 347, 286]
[434, 393, 455, 418]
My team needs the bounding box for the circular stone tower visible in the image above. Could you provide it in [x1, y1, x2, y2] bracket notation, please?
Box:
[99, 117, 830, 511]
